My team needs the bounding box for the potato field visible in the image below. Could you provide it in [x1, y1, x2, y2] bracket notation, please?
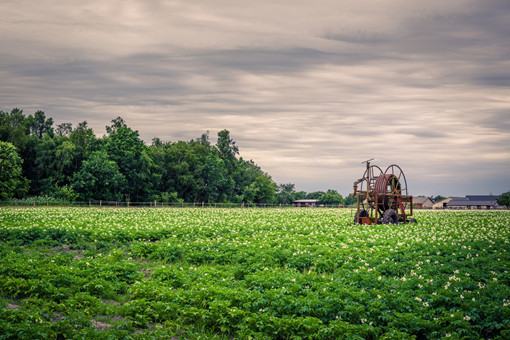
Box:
[0, 208, 509, 339]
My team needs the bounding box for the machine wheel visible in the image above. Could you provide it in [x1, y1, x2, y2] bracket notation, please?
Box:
[354, 209, 368, 223]
[382, 209, 398, 225]
[409, 218, 417, 223]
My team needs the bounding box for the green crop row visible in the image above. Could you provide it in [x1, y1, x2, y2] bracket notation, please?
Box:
[0, 208, 509, 339]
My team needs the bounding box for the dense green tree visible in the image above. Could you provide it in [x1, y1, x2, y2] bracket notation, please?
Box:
[0, 141, 29, 200]
[276, 183, 296, 204]
[56, 122, 73, 137]
[343, 194, 356, 206]
[69, 121, 98, 171]
[216, 129, 239, 176]
[54, 139, 77, 183]
[105, 124, 159, 201]
[72, 151, 126, 201]
[248, 173, 276, 203]
[105, 116, 127, 134]
[0, 110, 282, 203]
[318, 189, 344, 205]
[204, 153, 232, 202]
[497, 192, 510, 209]
[233, 159, 265, 202]
[149, 138, 210, 202]
[26, 110, 54, 138]
[306, 191, 325, 199]
[294, 191, 307, 200]
[28, 133, 58, 194]
[0, 108, 29, 152]
[433, 195, 446, 203]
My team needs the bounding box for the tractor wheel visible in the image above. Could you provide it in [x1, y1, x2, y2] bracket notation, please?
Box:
[382, 209, 398, 225]
[354, 209, 368, 224]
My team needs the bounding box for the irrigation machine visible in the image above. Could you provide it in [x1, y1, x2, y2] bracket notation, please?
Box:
[351, 159, 416, 224]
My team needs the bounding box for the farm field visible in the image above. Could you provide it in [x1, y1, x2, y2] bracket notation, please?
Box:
[0, 208, 509, 339]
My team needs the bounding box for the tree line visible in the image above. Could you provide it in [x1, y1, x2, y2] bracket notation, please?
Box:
[0, 109, 354, 205]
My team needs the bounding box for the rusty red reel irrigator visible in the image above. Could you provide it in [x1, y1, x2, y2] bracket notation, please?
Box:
[351, 159, 417, 224]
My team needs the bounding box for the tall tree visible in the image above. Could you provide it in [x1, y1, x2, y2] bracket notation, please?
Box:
[318, 189, 344, 205]
[0, 108, 30, 152]
[105, 124, 159, 201]
[216, 129, 239, 177]
[249, 173, 276, 203]
[497, 192, 510, 209]
[307, 191, 325, 199]
[276, 183, 296, 204]
[56, 122, 73, 137]
[72, 151, 126, 201]
[69, 121, 98, 171]
[105, 116, 127, 135]
[0, 141, 29, 200]
[204, 153, 231, 202]
[26, 110, 54, 138]
[433, 195, 446, 203]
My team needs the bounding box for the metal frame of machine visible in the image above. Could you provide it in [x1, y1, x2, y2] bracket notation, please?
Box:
[351, 159, 415, 224]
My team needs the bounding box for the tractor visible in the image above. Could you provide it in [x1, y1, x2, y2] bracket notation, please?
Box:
[351, 159, 416, 224]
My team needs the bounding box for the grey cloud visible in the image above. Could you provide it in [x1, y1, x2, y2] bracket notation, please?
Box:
[475, 75, 510, 87]
[1, 1, 509, 196]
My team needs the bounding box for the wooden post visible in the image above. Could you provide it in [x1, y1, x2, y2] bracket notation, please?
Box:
[100, 200, 102, 208]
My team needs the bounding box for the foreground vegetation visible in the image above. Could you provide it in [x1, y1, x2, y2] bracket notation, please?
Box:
[0, 208, 509, 339]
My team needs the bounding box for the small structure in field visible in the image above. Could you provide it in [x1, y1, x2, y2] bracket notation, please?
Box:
[432, 197, 461, 209]
[414, 196, 434, 208]
[292, 199, 318, 207]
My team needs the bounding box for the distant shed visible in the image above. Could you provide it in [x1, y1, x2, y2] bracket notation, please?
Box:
[292, 199, 318, 207]
[432, 197, 467, 209]
[414, 196, 434, 208]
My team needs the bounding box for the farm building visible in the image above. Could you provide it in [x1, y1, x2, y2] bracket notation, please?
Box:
[292, 199, 318, 207]
[432, 197, 465, 209]
[414, 196, 434, 208]
[446, 195, 500, 210]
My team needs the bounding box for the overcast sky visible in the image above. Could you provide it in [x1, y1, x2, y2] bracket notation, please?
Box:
[1, 0, 509, 197]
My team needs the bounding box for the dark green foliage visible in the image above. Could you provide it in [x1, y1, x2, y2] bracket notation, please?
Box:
[105, 126, 159, 201]
[276, 183, 296, 204]
[433, 195, 446, 203]
[497, 192, 510, 209]
[71, 151, 126, 201]
[318, 189, 344, 205]
[0, 141, 29, 200]
[1, 109, 283, 203]
[1, 109, 367, 203]
[0, 108, 30, 152]
[307, 191, 326, 199]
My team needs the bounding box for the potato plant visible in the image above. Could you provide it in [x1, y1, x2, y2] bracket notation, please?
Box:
[0, 208, 509, 339]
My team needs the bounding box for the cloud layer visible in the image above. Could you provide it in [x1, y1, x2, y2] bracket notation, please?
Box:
[1, 0, 509, 196]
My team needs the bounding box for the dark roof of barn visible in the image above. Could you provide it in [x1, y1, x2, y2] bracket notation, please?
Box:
[447, 199, 499, 207]
[466, 195, 500, 201]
